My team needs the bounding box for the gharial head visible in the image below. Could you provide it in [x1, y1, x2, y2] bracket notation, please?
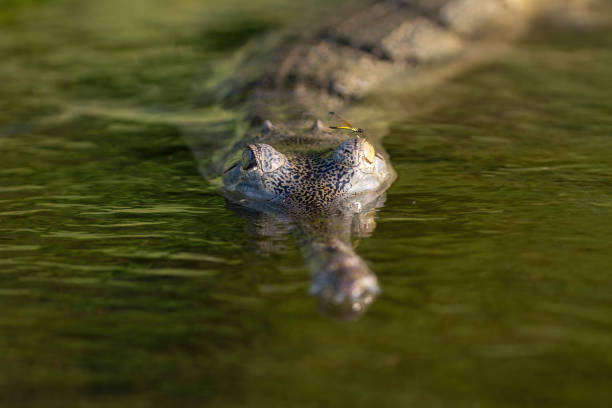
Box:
[222, 137, 394, 209]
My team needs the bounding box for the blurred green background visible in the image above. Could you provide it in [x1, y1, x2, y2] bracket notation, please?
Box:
[1, 1, 611, 407]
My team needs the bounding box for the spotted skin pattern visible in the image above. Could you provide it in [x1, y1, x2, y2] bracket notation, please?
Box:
[267, 154, 361, 209]
[223, 135, 393, 215]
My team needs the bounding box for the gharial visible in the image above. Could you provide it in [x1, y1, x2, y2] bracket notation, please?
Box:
[188, 0, 601, 319]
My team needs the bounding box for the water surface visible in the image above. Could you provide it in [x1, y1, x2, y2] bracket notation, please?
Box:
[1, 1, 612, 407]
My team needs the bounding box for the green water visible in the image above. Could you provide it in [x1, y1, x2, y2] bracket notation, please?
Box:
[1, 0, 612, 407]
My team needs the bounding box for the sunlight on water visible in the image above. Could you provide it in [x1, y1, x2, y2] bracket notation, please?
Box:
[0, 0, 611, 407]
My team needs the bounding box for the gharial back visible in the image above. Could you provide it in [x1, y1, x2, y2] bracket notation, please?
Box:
[245, 120, 348, 155]
[202, 0, 601, 181]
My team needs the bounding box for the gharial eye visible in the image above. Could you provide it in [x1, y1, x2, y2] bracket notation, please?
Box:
[241, 148, 257, 170]
[362, 141, 375, 164]
[333, 138, 376, 167]
[243, 143, 286, 173]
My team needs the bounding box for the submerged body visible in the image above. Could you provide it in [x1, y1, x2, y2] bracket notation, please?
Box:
[206, 0, 599, 318]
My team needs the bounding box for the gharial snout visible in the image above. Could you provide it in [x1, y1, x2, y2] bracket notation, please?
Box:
[309, 240, 380, 320]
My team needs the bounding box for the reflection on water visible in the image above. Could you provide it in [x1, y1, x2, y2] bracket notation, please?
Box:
[1, 0, 612, 407]
[228, 195, 386, 320]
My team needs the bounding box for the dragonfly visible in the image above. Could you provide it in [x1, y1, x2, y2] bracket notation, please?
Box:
[329, 112, 363, 134]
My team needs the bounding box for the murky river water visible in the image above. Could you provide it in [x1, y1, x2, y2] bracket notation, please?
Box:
[1, 1, 611, 407]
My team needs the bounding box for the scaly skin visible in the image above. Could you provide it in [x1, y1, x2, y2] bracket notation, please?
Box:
[208, 0, 600, 319]
[223, 125, 394, 212]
